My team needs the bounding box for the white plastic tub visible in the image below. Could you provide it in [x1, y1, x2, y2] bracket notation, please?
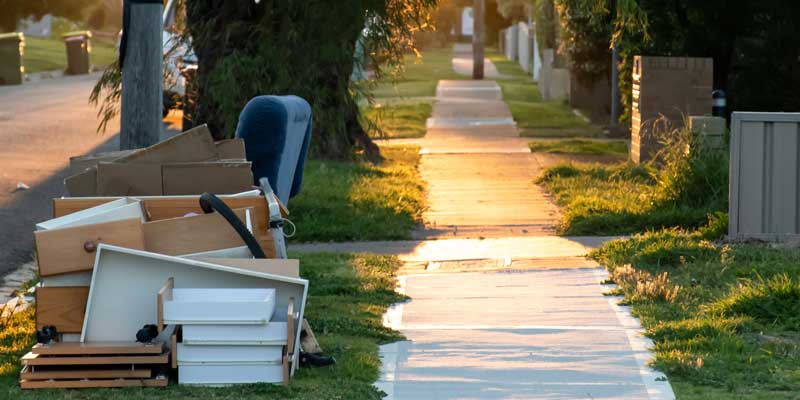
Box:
[164, 288, 276, 324]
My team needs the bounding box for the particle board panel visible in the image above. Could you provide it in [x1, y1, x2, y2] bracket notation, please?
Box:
[82, 245, 307, 376]
[20, 377, 167, 389]
[22, 351, 170, 366]
[115, 124, 217, 164]
[161, 161, 253, 195]
[214, 139, 246, 159]
[35, 286, 89, 333]
[20, 365, 152, 380]
[52, 195, 277, 258]
[34, 218, 146, 276]
[96, 163, 163, 196]
[31, 341, 165, 355]
[143, 208, 250, 255]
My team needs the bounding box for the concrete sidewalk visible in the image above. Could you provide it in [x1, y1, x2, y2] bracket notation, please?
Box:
[377, 267, 674, 400]
[414, 77, 561, 238]
[370, 48, 675, 399]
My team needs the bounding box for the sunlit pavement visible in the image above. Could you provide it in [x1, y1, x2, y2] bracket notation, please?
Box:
[369, 48, 675, 399]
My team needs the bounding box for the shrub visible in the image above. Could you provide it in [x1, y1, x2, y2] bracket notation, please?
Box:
[654, 124, 729, 212]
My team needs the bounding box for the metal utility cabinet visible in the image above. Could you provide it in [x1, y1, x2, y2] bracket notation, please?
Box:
[729, 112, 800, 240]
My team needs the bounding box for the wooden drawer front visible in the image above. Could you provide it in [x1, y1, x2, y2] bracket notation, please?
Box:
[142, 208, 249, 256]
[52, 197, 275, 258]
[34, 218, 145, 277]
[36, 287, 89, 333]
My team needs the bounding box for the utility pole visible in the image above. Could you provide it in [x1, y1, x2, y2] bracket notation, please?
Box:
[472, 0, 485, 80]
[120, 0, 163, 150]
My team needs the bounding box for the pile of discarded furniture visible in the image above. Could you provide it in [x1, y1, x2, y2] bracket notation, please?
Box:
[21, 96, 317, 389]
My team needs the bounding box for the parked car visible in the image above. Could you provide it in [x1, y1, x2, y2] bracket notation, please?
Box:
[162, 0, 196, 117]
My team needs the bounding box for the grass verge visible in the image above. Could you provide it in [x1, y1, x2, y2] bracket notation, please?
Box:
[24, 36, 118, 74]
[529, 139, 628, 157]
[289, 146, 425, 242]
[537, 130, 728, 235]
[536, 162, 711, 235]
[485, 49, 603, 138]
[371, 47, 463, 99]
[1, 252, 406, 399]
[592, 225, 800, 399]
[363, 102, 432, 139]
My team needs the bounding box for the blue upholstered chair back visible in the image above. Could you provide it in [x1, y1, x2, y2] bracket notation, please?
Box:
[235, 95, 312, 205]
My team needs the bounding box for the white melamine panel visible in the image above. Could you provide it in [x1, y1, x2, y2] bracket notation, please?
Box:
[164, 288, 276, 325]
[178, 363, 283, 385]
[82, 245, 307, 375]
[36, 198, 143, 231]
[41, 272, 93, 287]
[181, 246, 253, 259]
[183, 323, 288, 346]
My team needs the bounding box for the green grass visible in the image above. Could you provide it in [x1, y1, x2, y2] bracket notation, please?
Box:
[0, 252, 407, 399]
[23, 36, 118, 74]
[372, 47, 464, 99]
[536, 162, 713, 235]
[485, 48, 603, 138]
[363, 102, 432, 139]
[592, 226, 800, 399]
[529, 139, 628, 157]
[289, 146, 425, 242]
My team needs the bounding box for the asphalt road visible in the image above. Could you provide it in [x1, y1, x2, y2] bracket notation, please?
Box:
[0, 74, 178, 277]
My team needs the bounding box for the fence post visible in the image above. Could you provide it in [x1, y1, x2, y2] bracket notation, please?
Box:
[120, 0, 163, 150]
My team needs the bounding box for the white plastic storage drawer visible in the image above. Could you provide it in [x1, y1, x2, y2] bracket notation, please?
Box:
[183, 323, 288, 345]
[164, 288, 275, 324]
[177, 343, 283, 364]
[178, 363, 283, 385]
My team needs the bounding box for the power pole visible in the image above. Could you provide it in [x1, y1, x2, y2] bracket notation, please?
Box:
[472, 0, 485, 80]
[120, 0, 163, 150]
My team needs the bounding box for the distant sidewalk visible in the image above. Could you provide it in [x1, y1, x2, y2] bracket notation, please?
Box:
[451, 43, 507, 79]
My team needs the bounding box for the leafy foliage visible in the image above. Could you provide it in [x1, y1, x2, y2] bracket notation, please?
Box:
[543, 0, 800, 123]
[184, 0, 437, 160]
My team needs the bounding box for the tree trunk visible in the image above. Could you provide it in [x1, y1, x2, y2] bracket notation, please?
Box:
[185, 0, 381, 160]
